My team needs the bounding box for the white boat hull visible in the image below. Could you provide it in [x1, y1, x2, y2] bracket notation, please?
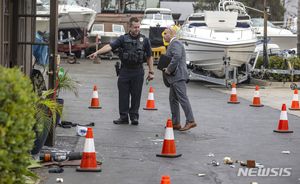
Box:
[42, 3, 97, 30]
[257, 35, 297, 52]
[140, 8, 175, 37]
[58, 11, 96, 30]
[37, 1, 97, 31]
[88, 24, 125, 45]
[252, 18, 297, 51]
[180, 37, 256, 77]
[179, 10, 257, 78]
[88, 33, 120, 45]
[252, 43, 280, 58]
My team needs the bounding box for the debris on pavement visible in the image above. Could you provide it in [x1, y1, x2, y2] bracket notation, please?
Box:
[223, 157, 233, 164]
[247, 160, 256, 167]
[49, 167, 64, 173]
[76, 126, 87, 136]
[197, 174, 205, 177]
[235, 160, 242, 163]
[206, 152, 214, 157]
[211, 160, 220, 166]
[240, 162, 247, 166]
[281, 151, 290, 154]
[236, 160, 247, 166]
[256, 164, 264, 169]
[56, 178, 63, 182]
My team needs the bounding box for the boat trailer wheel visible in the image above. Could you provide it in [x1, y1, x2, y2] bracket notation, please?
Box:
[226, 81, 232, 88]
[290, 83, 297, 90]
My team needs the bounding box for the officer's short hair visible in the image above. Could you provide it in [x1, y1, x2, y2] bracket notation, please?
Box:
[129, 17, 139, 26]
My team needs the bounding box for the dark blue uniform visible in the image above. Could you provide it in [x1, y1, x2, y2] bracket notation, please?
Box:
[110, 32, 152, 121]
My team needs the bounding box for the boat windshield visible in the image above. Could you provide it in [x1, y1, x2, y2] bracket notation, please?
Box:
[251, 18, 274, 27]
[163, 14, 173, 20]
[144, 14, 153, 19]
[154, 14, 162, 20]
[144, 14, 173, 21]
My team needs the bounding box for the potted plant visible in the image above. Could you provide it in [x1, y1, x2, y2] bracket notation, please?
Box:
[56, 68, 81, 99]
[31, 89, 63, 155]
[30, 74, 63, 154]
[54, 68, 81, 126]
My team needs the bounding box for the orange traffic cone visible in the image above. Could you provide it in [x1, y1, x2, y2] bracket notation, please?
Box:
[143, 87, 157, 110]
[289, 89, 300, 110]
[156, 119, 181, 158]
[76, 128, 101, 172]
[160, 175, 171, 184]
[228, 83, 240, 104]
[250, 86, 264, 107]
[89, 86, 102, 109]
[274, 104, 293, 133]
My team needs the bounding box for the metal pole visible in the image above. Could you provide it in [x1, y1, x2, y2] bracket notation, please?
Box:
[263, 0, 268, 70]
[68, 32, 72, 55]
[297, 0, 300, 59]
[49, 0, 58, 90]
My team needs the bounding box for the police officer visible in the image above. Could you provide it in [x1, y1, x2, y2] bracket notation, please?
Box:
[87, 17, 154, 125]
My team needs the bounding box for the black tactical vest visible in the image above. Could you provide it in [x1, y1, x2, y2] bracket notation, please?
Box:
[119, 33, 147, 65]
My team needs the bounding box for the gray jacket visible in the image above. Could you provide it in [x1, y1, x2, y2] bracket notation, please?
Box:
[163, 38, 189, 85]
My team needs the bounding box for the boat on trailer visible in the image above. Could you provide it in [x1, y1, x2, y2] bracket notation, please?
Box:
[179, 0, 257, 86]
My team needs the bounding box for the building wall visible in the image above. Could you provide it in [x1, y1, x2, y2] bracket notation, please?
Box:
[94, 13, 143, 33]
[160, 1, 194, 22]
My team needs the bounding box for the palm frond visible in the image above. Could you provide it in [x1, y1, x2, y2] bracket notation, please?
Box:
[33, 89, 63, 139]
[57, 69, 81, 97]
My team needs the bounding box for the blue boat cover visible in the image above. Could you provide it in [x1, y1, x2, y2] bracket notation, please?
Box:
[33, 32, 49, 67]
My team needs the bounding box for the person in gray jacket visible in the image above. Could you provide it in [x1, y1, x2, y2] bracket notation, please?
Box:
[162, 27, 197, 131]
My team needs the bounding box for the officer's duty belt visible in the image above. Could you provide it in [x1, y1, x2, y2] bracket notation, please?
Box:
[121, 64, 143, 69]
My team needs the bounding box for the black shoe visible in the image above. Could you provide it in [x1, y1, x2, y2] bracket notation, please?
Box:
[113, 118, 129, 124]
[131, 119, 139, 125]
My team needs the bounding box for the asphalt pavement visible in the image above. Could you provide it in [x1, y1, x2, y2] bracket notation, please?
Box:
[38, 57, 300, 184]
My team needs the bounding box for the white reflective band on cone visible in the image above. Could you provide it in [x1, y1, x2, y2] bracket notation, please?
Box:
[254, 91, 259, 97]
[231, 88, 237, 94]
[164, 128, 174, 140]
[148, 93, 154, 100]
[293, 94, 299, 101]
[92, 91, 98, 98]
[280, 111, 288, 120]
[83, 138, 96, 153]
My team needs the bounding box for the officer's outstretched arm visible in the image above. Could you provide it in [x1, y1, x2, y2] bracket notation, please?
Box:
[87, 44, 112, 59]
[147, 56, 154, 80]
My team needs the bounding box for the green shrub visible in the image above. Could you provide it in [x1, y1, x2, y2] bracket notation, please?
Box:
[0, 66, 37, 184]
[255, 56, 267, 69]
[255, 55, 300, 82]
